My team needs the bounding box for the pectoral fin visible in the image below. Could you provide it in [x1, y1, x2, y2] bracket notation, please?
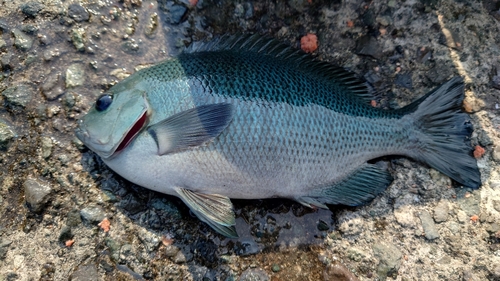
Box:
[175, 187, 238, 238]
[148, 103, 233, 155]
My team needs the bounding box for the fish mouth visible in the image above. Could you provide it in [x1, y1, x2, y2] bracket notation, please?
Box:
[112, 110, 148, 156]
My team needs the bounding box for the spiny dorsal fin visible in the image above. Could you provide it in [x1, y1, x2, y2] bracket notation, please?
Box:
[185, 34, 373, 103]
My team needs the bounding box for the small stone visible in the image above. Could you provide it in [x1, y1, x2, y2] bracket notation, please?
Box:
[0, 122, 15, 150]
[58, 226, 73, 244]
[457, 210, 468, 223]
[105, 238, 121, 261]
[40, 136, 53, 158]
[80, 206, 106, 224]
[21, 1, 45, 17]
[492, 146, 500, 162]
[347, 247, 366, 262]
[492, 265, 500, 279]
[68, 4, 89, 22]
[2, 84, 34, 108]
[355, 35, 381, 59]
[239, 268, 269, 281]
[12, 29, 33, 51]
[24, 177, 52, 212]
[70, 28, 86, 52]
[485, 223, 500, 234]
[393, 206, 416, 228]
[138, 228, 160, 252]
[493, 200, 500, 212]
[164, 245, 180, 258]
[433, 201, 449, 223]
[394, 73, 413, 89]
[271, 264, 280, 272]
[300, 33, 318, 53]
[457, 189, 480, 216]
[419, 210, 440, 240]
[169, 5, 187, 24]
[174, 250, 187, 264]
[323, 262, 359, 281]
[69, 264, 99, 281]
[473, 145, 485, 158]
[41, 73, 64, 101]
[66, 209, 82, 227]
[121, 40, 140, 54]
[66, 63, 85, 88]
[0, 38, 7, 49]
[144, 13, 158, 38]
[372, 242, 402, 280]
[0, 239, 12, 260]
[119, 244, 133, 261]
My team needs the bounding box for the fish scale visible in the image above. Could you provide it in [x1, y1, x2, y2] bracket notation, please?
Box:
[76, 34, 481, 237]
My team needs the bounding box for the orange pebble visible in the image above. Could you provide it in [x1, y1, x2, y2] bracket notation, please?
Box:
[346, 20, 354, 28]
[189, 0, 198, 6]
[473, 145, 485, 158]
[98, 218, 111, 232]
[470, 215, 479, 223]
[300, 33, 318, 53]
[65, 239, 75, 247]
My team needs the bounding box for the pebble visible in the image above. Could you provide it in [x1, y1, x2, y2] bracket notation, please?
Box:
[355, 35, 381, 59]
[338, 216, 364, 235]
[66, 63, 85, 88]
[137, 228, 161, 252]
[70, 28, 86, 52]
[0, 38, 6, 49]
[119, 244, 134, 262]
[372, 241, 402, 280]
[169, 5, 187, 24]
[104, 238, 121, 261]
[393, 206, 416, 228]
[0, 121, 16, 150]
[323, 262, 359, 281]
[58, 226, 73, 244]
[66, 209, 82, 227]
[271, 264, 280, 272]
[164, 245, 180, 258]
[2, 84, 34, 108]
[394, 73, 413, 89]
[288, 0, 308, 13]
[41, 72, 64, 100]
[492, 146, 500, 162]
[174, 250, 187, 264]
[239, 268, 269, 281]
[24, 177, 52, 212]
[80, 206, 106, 224]
[68, 4, 90, 22]
[418, 210, 440, 240]
[485, 223, 500, 234]
[493, 199, 500, 213]
[21, 1, 45, 17]
[40, 136, 53, 159]
[12, 29, 34, 51]
[347, 247, 366, 262]
[457, 189, 480, 216]
[456, 210, 468, 224]
[0, 239, 12, 260]
[433, 201, 449, 223]
[69, 264, 99, 281]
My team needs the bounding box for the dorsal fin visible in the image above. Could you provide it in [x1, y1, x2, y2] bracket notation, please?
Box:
[185, 34, 373, 103]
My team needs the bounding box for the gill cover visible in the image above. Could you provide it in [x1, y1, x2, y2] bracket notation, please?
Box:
[76, 89, 148, 159]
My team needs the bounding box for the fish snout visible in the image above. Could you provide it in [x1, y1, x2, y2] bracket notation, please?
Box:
[74, 120, 90, 143]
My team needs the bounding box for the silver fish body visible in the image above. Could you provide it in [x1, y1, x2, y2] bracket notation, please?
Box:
[76, 35, 481, 237]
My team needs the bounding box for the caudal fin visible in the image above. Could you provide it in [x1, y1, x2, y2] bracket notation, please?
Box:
[404, 77, 481, 188]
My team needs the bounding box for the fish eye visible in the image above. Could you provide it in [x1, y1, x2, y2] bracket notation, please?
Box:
[95, 94, 113, 111]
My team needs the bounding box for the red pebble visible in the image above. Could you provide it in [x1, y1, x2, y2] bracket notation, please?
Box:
[300, 33, 318, 53]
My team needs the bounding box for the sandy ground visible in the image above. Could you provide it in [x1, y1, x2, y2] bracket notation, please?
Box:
[0, 0, 499, 280]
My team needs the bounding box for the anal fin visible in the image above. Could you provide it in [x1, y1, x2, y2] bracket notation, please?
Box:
[297, 163, 393, 208]
[175, 187, 238, 238]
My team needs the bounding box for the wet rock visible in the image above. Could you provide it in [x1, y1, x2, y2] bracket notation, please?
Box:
[3, 83, 34, 108]
[456, 210, 468, 224]
[0, 121, 16, 150]
[21, 1, 45, 17]
[80, 206, 106, 224]
[58, 225, 73, 244]
[433, 201, 449, 223]
[144, 13, 158, 38]
[24, 177, 52, 213]
[323, 262, 359, 281]
[12, 29, 33, 51]
[150, 198, 181, 219]
[164, 245, 180, 258]
[104, 238, 121, 261]
[70, 28, 86, 52]
[41, 72, 64, 101]
[355, 35, 381, 59]
[0, 19, 10, 32]
[169, 5, 187, 24]
[394, 73, 413, 89]
[0, 239, 12, 260]
[239, 268, 269, 281]
[69, 264, 99, 281]
[68, 4, 90, 22]
[1, 53, 12, 70]
[419, 210, 439, 240]
[66, 63, 85, 88]
[121, 40, 140, 54]
[271, 264, 280, 272]
[372, 241, 402, 280]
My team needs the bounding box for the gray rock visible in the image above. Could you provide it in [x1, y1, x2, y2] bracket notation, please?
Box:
[419, 210, 440, 240]
[164, 245, 180, 258]
[373, 242, 402, 280]
[0, 239, 12, 260]
[69, 264, 99, 281]
[40, 136, 53, 159]
[138, 228, 160, 252]
[492, 265, 500, 279]
[12, 29, 33, 51]
[66, 63, 85, 88]
[104, 238, 121, 262]
[150, 198, 181, 219]
[0, 121, 16, 150]
[239, 268, 269, 281]
[70, 28, 85, 52]
[68, 4, 89, 22]
[1, 53, 12, 70]
[347, 247, 366, 262]
[492, 146, 500, 162]
[493, 199, 500, 213]
[0, 38, 7, 49]
[66, 209, 82, 227]
[58, 225, 73, 244]
[485, 223, 500, 234]
[2, 84, 34, 108]
[119, 244, 134, 262]
[80, 206, 106, 224]
[24, 177, 52, 212]
[21, 1, 45, 17]
[41, 72, 64, 100]
[0, 19, 10, 32]
[174, 250, 187, 264]
[169, 5, 187, 24]
[433, 201, 449, 223]
[394, 73, 413, 89]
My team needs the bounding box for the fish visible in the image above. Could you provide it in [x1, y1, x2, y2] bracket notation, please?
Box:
[75, 34, 481, 238]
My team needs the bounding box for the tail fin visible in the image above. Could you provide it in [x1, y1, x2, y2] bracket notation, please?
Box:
[404, 77, 481, 188]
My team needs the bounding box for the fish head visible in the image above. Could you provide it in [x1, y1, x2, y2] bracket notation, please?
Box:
[75, 87, 149, 159]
